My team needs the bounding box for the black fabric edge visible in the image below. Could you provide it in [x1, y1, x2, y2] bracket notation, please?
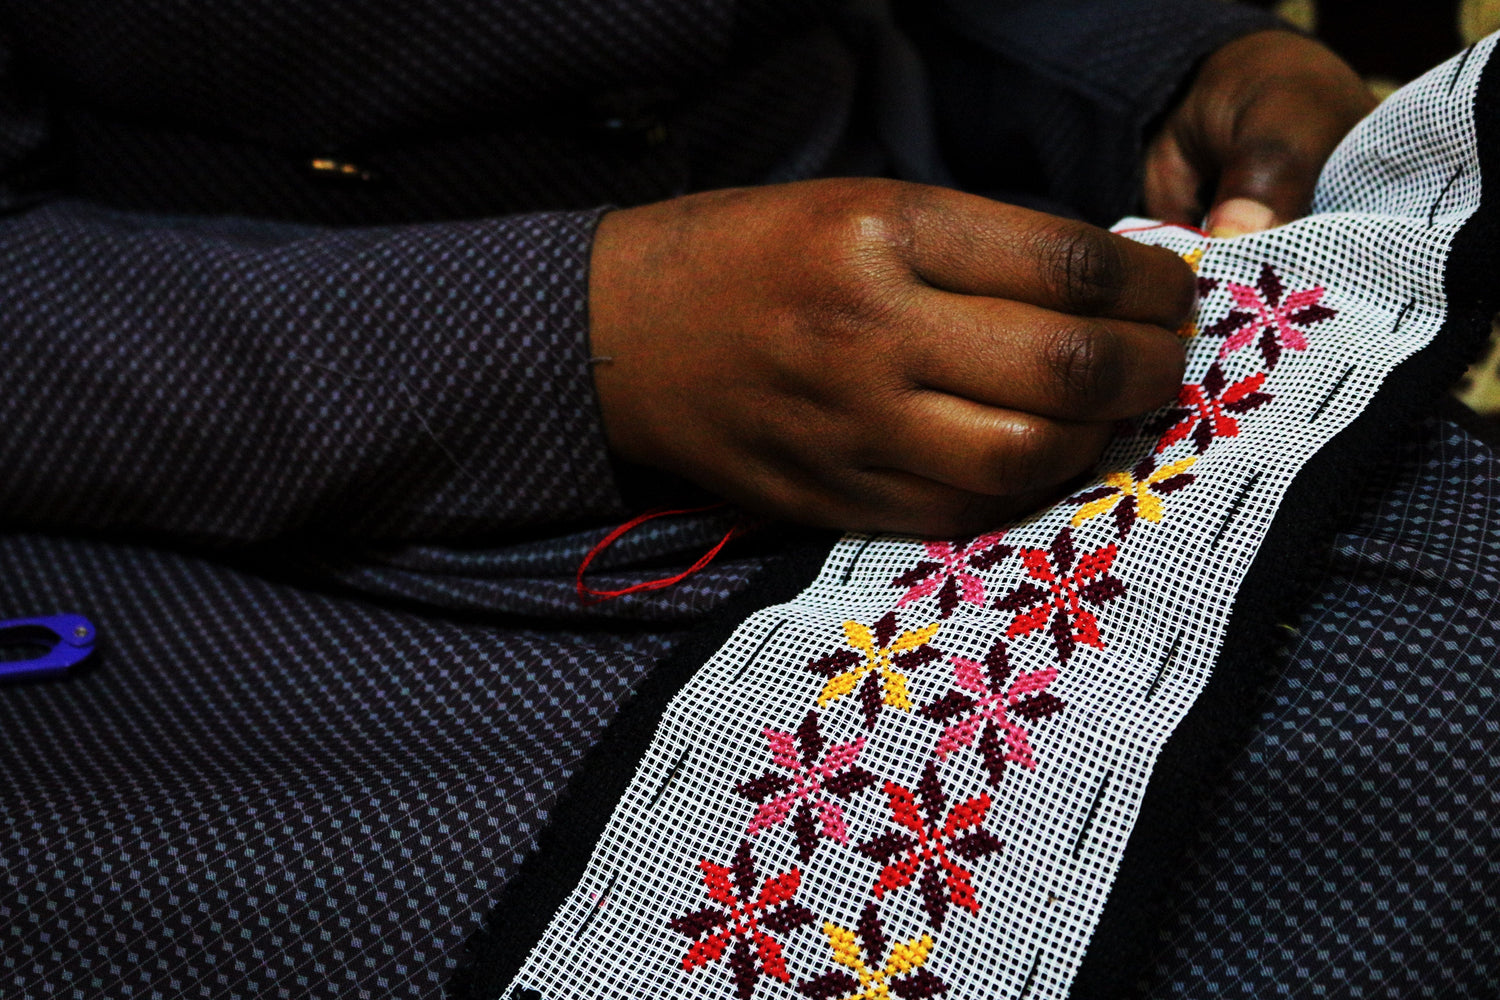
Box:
[446, 535, 835, 1000]
[1069, 50, 1500, 1000]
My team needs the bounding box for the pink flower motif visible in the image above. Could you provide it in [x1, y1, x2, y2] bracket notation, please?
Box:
[1204, 262, 1336, 369]
[919, 637, 1065, 787]
[735, 711, 878, 861]
[891, 532, 1013, 619]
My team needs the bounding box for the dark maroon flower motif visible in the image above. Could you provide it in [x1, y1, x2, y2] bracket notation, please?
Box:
[993, 527, 1125, 664]
[1202, 262, 1336, 369]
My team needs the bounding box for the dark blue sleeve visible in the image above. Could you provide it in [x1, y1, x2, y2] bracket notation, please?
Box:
[912, 0, 1286, 222]
[0, 200, 633, 543]
[0, 11, 657, 546]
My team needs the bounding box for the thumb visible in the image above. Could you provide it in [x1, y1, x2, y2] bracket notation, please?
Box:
[1203, 135, 1320, 237]
[1205, 196, 1277, 238]
[1206, 101, 1326, 236]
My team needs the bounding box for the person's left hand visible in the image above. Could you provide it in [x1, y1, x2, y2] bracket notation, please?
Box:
[1144, 29, 1377, 237]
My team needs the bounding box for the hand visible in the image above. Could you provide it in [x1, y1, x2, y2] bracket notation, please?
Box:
[588, 178, 1194, 536]
[1145, 29, 1377, 237]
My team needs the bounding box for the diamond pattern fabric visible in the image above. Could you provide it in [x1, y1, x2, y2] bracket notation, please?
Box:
[1133, 413, 1500, 1000]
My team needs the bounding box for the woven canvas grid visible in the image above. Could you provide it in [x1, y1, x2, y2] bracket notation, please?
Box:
[502, 36, 1495, 1000]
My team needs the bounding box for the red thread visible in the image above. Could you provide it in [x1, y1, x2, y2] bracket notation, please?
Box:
[576, 503, 745, 604]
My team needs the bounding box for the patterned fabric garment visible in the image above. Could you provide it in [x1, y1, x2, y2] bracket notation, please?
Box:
[0, 530, 691, 999]
[1133, 410, 1500, 1000]
[5, 416, 1495, 999]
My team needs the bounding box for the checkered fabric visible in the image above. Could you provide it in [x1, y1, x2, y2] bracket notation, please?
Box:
[1133, 411, 1500, 1000]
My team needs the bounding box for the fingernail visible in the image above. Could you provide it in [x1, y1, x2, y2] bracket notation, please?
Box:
[1208, 198, 1277, 238]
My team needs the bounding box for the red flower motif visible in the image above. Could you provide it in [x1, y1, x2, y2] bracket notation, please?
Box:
[919, 637, 1065, 787]
[1147, 361, 1272, 455]
[891, 532, 1012, 619]
[736, 711, 879, 861]
[669, 840, 816, 1000]
[1203, 262, 1336, 369]
[856, 761, 1003, 930]
[993, 527, 1125, 664]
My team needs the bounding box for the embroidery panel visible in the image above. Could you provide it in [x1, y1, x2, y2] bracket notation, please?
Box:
[502, 38, 1495, 1000]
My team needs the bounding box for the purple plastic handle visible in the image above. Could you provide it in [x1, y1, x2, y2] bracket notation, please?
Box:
[0, 614, 96, 680]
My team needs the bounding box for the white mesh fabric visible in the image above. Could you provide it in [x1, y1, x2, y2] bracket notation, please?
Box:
[502, 37, 1496, 1000]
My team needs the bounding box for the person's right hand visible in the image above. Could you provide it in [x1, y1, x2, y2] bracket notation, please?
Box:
[588, 178, 1195, 536]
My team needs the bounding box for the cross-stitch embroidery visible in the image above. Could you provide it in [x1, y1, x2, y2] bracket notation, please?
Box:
[856, 761, 1004, 930]
[1068, 454, 1197, 538]
[919, 637, 1065, 787]
[668, 839, 817, 1000]
[993, 527, 1125, 664]
[1148, 361, 1272, 455]
[735, 711, 880, 861]
[1203, 262, 1336, 369]
[807, 612, 944, 730]
[1176, 245, 1217, 339]
[799, 902, 949, 1000]
[890, 533, 1012, 619]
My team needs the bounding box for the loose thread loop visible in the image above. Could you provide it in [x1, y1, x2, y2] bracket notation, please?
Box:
[576, 503, 748, 604]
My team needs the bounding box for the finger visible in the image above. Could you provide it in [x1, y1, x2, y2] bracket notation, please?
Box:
[711, 453, 1039, 538]
[843, 467, 1058, 538]
[1143, 129, 1206, 225]
[902, 290, 1187, 421]
[874, 393, 1113, 498]
[902, 188, 1197, 326]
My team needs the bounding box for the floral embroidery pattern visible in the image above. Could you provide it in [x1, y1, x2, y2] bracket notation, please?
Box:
[1068, 454, 1197, 538]
[856, 761, 1003, 929]
[736, 711, 879, 861]
[807, 612, 943, 729]
[656, 249, 1331, 996]
[1204, 262, 1336, 369]
[919, 638, 1066, 787]
[1148, 361, 1272, 455]
[1176, 246, 1218, 339]
[994, 527, 1126, 664]
[891, 533, 1012, 619]
[669, 839, 816, 1000]
[799, 902, 948, 999]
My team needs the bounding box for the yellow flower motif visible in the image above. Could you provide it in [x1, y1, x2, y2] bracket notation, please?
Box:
[1069, 454, 1198, 538]
[1178, 245, 1209, 339]
[808, 908, 941, 1000]
[807, 611, 941, 729]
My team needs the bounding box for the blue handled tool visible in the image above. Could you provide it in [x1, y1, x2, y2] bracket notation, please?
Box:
[0, 614, 96, 681]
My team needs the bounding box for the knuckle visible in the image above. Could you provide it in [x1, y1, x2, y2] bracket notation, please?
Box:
[1043, 322, 1123, 412]
[1038, 225, 1127, 314]
[805, 187, 917, 338]
[988, 421, 1054, 492]
[824, 180, 917, 256]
